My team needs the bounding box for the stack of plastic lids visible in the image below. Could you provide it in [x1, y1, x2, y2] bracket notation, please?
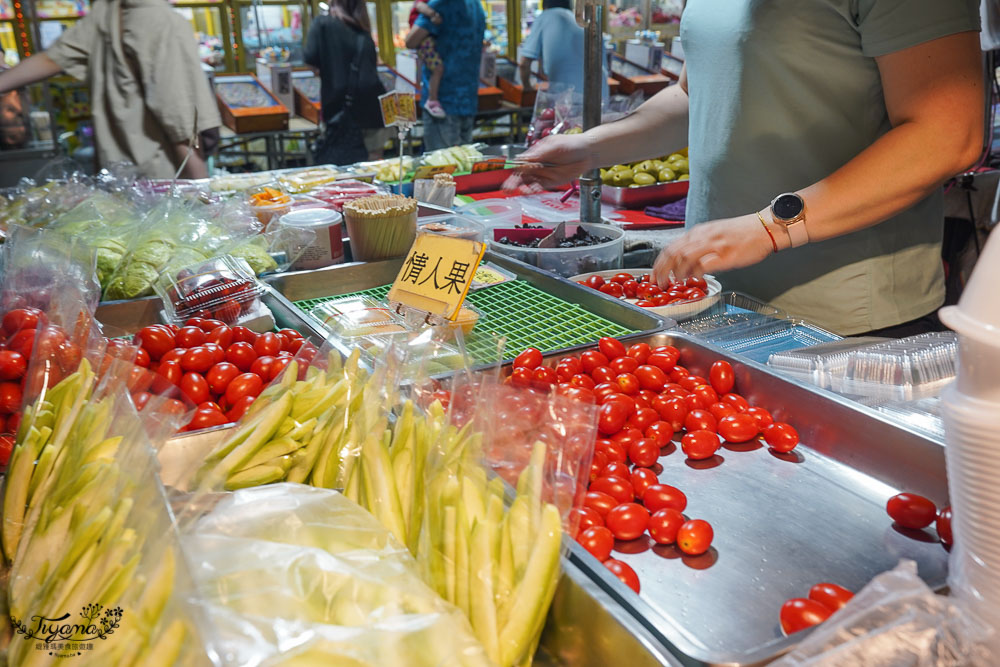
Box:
[939, 230, 1000, 643]
[767, 337, 888, 389]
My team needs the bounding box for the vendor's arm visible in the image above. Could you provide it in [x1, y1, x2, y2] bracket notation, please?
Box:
[654, 31, 984, 281]
[175, 141, 208, 179]
[519, 58, 535, 91]
[504, 66, 690, 191]
[0, 54, 63, 94]
[405, 25, 430, 49]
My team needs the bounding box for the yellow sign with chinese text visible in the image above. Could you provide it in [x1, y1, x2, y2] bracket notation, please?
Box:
[378, 92, 399, 127]
[387, 235, 486, 319]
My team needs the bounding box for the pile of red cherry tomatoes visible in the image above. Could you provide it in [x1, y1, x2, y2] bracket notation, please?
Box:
[577, 272, 709, 308]
[124, 318, 316, 432]
[509, 337, 801, 593]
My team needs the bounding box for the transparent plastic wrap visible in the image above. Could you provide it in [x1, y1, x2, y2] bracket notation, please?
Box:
[1, 310, 209, 665]
[767, 338, 889, 389]
[835, 332, 957, 401]
[772, 561, 993, 667]
[245, 182, 293, 226]
[154, 255, 268, 327]
[180, 483, 493, 667]
[526, 88, 643, 146]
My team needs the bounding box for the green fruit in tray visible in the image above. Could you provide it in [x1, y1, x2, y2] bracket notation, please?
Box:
[609, 163, 630, 173]
[679, 174, 690, 180]
[669, 157, 689, 175]
[635, 160, 656, 176]
[633, 172, 656, 186]
[658, 167, 677, 183]
[611, 169, 634, 187]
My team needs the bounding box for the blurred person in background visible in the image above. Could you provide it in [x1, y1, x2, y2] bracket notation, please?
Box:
[305, 0, 390, 164]
[405, 0, 486, 150]
[0, 0, 220, 179]
[519, 0, 608, 100]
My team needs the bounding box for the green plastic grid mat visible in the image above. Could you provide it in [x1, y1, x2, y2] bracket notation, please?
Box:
[293, 280, 638, 363]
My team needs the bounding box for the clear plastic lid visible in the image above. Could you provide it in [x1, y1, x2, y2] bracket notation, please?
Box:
[312, 296, 409, 338]
[767, 337, 889, 388]
[278, 167, 346, 193]
[836, 331, 957, 401]
[457, 199, 521, 228]
[155, 255, 264, 325]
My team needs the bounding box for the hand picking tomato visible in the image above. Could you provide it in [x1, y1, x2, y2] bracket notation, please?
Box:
[886, 492, 937, 529]
[937, 506, 953, 547]
[606, 503, 650, 541]
[779, 598, 832, 635]
[808, 583, 854, 611]
[681, 430, 720, 460]
[604, 559, 640, 593]
[763, 422, 799, 453]
[648, 508, 685, 545]
[578, 526, 615, 561]
[642, 484, 687, 513]
[677, 519, 713, 555]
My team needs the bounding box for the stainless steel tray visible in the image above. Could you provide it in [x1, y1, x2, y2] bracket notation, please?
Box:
[602, 180, 689, 209]
[262, 250, 673, 361]
[529, 331, 949, 666]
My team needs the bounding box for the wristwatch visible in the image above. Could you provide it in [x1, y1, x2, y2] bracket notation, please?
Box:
[770, 193, 809, 248]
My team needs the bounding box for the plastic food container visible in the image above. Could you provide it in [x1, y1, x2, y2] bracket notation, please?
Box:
[417, 215, 486, 243]
[278, 208, 345, 271]
[279, 167, 344, 193]
[449, 304, 481, 334]
[489, 223, 625, 277]
[247, 183, 293, 225]
[457, 199, 522, 229]
[342, 195, 418, 262]
[155, 255, 265, 326]
[311, 296, 409, 338]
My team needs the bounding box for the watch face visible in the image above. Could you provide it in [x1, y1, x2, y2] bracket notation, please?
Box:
[773, 193, 804, 221]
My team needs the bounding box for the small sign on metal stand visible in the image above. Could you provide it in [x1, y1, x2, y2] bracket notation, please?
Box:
[379, 91, 418, 195]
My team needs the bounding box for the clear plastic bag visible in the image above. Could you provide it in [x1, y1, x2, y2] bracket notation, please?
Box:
[773, 561, 994, 667]
[181, 483, 493, 667]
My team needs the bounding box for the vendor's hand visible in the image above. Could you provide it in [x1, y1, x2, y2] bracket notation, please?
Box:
[502, 133, 594, 193]
[431, 11, 442, 24]
[652, 214, 775, 285]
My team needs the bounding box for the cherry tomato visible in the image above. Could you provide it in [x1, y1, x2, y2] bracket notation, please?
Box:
[644, 421, 673, 448]
[6, 329, 33, 359]
[692, 384, 719, 408]
[631, 366, 665, 393]
[175, 326, 207, 348]
[589, 451, 609, 482]
[708, 401, 738, 421]
[584, 275, 606, 289]
[133, 347, 151, 368]
[160, 348, 184, 365]
[196, 318, 227, 333]
[598, 400, 630, 435]
[134, 325, 176, 361]
[0, 350, 26, 381]
[591, 475, 634, 504]
[186, 406, 229, 431]
[744, 406, 774, 431]
[609, 356, 639, 375]
[808, 583, 854, 611]
[205, 325, 234, 348]
[628, 438, 660, 467]
[591, 366, 616, 384]
[6, 412, 19, 435]
[596, 440, 628, 464]
[643, 484, 687, 513]
[604, 559, 640, 593]
[886, 492, 937, 529]
[179, 373, 210, 404]
[681, 430, 720, 460]
[225, 342, 258, 372]
[578, 526, 615, 561]
[602, 461, 631, 479]
[677, 376, 707, 393]
[685, 275, 708, 291]
[0, 434, 14, 466]
[569, 506, 604, 535]
[231, 326, 258, 344]
[627, 407, 659, 432]
[584, 490, 618, 517]
[721, 393, 750, 412]
[648, 508, 685, 545]
[198, 401, 223, 412]
[254, 332, 282, 357]
[610, 272, 634, 284]
[708, 360, 735, 395]
[615, 373, 640, 396]
[581, 350, 610, 374]
[630, 467, 658, 497]
[213, 299, 241, 324]
[669, 365, 690, 383]
[530, 366, 556, 390]
[250, 356, 277, 380]
[224, 372, 264, 406]
[937, 506, 953, 547]
[278, 327, 303, 340]
[624, 344, 651, 367]
[156, 360, 183, 387]
[683, 393, 706, 413]
[180, 347, 215, 374]
[610, 426, 642, 447]
[556, 363, 578, 382]
[203, 342, 226, 365]
[600, 282, 625, 298]
[132, 391, 152, 411]
[622, 280, 640, 298]
[557, 356, 582, 376]
[570, 374, 596, 390]
[684, 409, 717, 433]
[780, 598, 832, 635]
[598, 337, 627, 360]
[677, 519, 713, 556]
[763, 422, 800, 453]
[514, 347, 543, 369]
[510, 366, 533, 388]
[594, 384, 621, 403]
[606, 503, 650, 541]
[2, 308, 42, 336]
[206, 362, 240, 395]
[718, 414, 759, 443]
[226, 395, 256, 422]
[652, 395, 687, 431]
[0, 382, 21, 414]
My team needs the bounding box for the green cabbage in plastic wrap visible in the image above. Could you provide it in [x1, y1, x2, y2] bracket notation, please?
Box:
[130, 239, 175, 269]
[104, 260, 160, 300]
[230, 237, 278, 275]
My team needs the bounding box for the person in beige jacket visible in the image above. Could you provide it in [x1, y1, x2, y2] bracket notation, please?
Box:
[0, 0, 221, 179]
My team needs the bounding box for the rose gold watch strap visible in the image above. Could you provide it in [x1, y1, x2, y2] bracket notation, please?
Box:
[785, 220, 809, 248]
